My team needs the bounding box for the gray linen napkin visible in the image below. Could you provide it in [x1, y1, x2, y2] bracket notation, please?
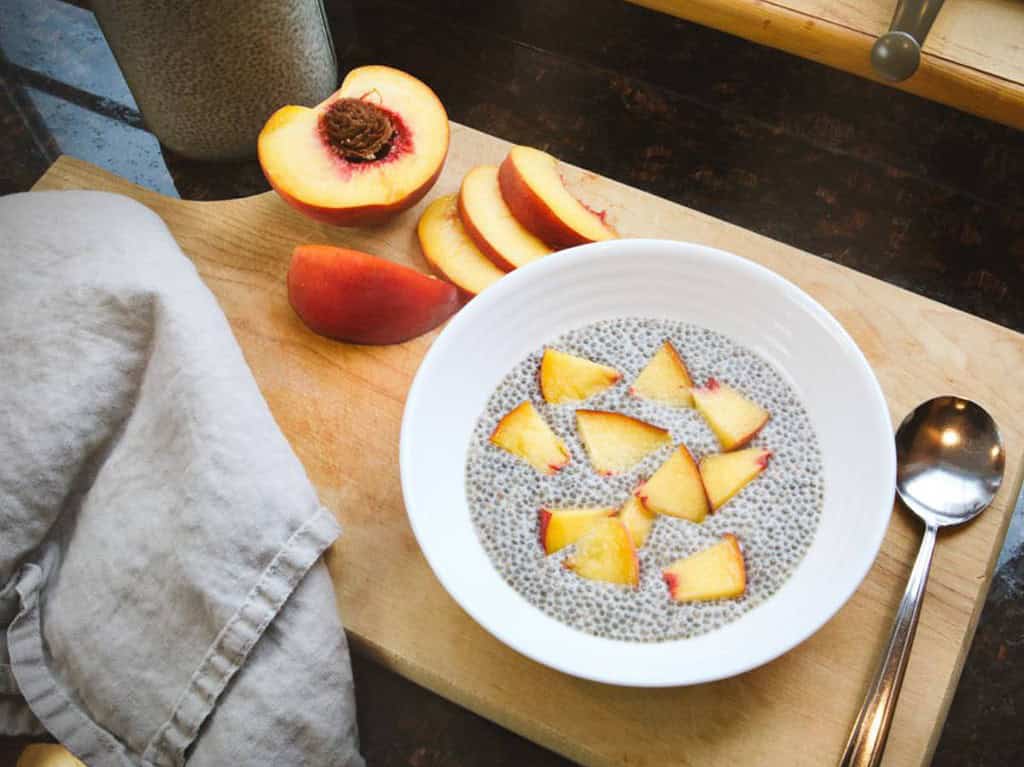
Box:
[0, 191, 364, 766]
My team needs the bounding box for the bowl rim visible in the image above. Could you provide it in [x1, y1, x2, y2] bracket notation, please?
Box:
[400, 238, 895, 686]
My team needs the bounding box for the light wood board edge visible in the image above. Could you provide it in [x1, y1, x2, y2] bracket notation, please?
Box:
[927, 457, 1023, 763]
[627, 0, 1024, 131]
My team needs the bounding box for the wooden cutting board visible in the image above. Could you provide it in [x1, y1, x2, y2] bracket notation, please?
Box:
[629, 0, 1024, 131]
[32, 124, 1023, 767]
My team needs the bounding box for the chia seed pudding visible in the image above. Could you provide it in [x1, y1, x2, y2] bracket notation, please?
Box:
[464, 317, 825, 642]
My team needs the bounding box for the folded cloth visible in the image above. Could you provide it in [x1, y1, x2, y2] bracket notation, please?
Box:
[0, 191, 364, 766]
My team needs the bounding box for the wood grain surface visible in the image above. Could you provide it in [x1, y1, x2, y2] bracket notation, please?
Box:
[629, 0, 1024, 131]
[32, 123, 1024, 766]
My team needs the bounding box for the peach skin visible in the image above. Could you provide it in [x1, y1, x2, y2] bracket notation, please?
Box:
[259, 65, 449, 226]
[498, 145, 616, 248]
[287, 245, 459, 345]
[418, 194, 505, 297]
[459, 165, 552, 271]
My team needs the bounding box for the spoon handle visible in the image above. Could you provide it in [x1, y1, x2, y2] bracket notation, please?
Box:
[887, 0, 946, 42]
[839, 523, 938, 767]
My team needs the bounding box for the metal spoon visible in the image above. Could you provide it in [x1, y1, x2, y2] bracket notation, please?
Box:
[840, 396, 1004, 767]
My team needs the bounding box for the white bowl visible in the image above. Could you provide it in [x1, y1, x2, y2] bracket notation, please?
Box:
[400, 239, 894, 687]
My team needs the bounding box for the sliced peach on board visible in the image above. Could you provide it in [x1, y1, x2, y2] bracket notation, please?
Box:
[539, 348, 621, 404]
[692, 378, 770, 450]
[635, 445, 709, 523]
[287, 245, 459, 344]
[663, 534, 747, 602]
[700, 448, 771, 511]
[539, 506, 616, 554]
[564, 517, 639, 586]
[575, 410, 671, 475]
[498, 146, 617, 248]
[259, 65, 449, 226]
[418, 194, 506, 296]
[458, 165, 553, 271]
[618, 495, 656, 548]
[630, 340, 694, 407]
[490, 401, 569, 474]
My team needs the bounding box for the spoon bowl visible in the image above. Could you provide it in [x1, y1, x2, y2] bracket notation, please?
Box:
[896, 396, 1004, 526]
[841, 396, 1004, 767]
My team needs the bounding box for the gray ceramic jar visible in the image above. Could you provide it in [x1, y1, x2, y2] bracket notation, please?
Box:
[93, 0, 338, 161]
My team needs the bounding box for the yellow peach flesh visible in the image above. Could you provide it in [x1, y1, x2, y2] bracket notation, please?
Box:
[259, 65, 448, 214]
[418, 195, 505, 296]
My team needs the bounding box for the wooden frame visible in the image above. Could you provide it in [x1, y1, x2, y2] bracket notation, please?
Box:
[629, 0, 1024, 130]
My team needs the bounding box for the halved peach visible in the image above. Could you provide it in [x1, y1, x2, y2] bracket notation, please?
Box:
[458, 165, 553, 271]
[490, 401, 569, 474]
[539, 506, 616, 554]
[418, 195, 506, 296]
[498, 146, 617, 248]
[259, 65, 449, 226]
[287, 245, 459, 344]
[663, 534, 746, 602]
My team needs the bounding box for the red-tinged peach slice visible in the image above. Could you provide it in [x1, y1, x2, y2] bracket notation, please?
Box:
[575, 410, 671, 475]
[490, 401, 569, 474]
[539, 348, 621, 404]
[663, 534, 747, 602]
[498, 146, 617, 248]
[635, 445, 709, 523]
[630, 341, 694, 407]
[539, 507, 616, 554]
[418, 195, 506, 296]
[259, 65, 449, 226]
[458, 165, 553, 271]
[692, 378, 771, 450]
[700, 448, 772, 511]
[287, 245, 459, 344]
[564, 517, 639, 586]
[618, 495, 656, 548]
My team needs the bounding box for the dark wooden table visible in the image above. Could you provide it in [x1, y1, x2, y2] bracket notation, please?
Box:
[2, 0, 1022, 764]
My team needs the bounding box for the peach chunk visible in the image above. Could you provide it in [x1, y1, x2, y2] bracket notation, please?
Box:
[498, 146, 617, 248]
[618, 495, 656, 548]
[539, 348, 621, 404]
[287, 245, 459, 344]
[539, 506, 616, 554]
[575, 410, 671, 475]
[564, 518, 639, 586]
[700, 448, 772, 511]
[418, 195, 505, 296]
[692, 378, 770, 450]
[630, 340, 694, 407]
[636, 445, 709, 523]
[663, 534, 747, 602]
[459, 165, 553, 271]
[259, 65, 449, 226]
[490, 401, 570, 474]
